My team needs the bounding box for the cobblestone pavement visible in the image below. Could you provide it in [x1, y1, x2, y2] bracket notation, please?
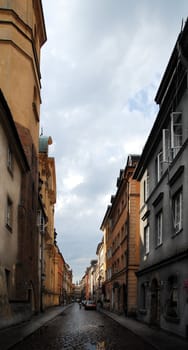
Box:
[11, 303, 155, 350]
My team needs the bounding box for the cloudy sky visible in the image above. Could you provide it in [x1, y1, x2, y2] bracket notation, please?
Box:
[40, 0, 187, 283]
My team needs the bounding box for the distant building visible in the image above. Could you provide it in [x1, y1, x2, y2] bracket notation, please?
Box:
[101, 155, 140, 315]
[95, 238, 105, 304]
[63, 263, 73, 304]
[39, 135, 59, 308]
[72, 283, 81, 302]
[134, 19, 188, 338]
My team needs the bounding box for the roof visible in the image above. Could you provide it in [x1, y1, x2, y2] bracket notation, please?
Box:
[134, 19, 188, 181]
[155, 18, 188, 105]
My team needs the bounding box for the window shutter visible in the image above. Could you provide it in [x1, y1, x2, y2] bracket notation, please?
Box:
[170, 112, 182, 156]
[162, 129, 169, 162]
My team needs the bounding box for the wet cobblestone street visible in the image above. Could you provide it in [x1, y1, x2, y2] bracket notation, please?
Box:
[11, 303, 155, 350]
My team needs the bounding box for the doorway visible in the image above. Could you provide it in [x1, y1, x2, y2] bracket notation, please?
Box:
[150, 278, 159, 326]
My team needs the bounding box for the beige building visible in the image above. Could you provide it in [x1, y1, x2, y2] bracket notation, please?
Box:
[39, 135, 59, 309]
[0, 0, 46, 148]
[63, 263, 73, 304]
[0, 90, 29, 328]
[95, 238, 105, 304]
[0, 0, 47, 315]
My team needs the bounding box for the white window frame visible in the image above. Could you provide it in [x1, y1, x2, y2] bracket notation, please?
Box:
[171, 112, 182, 159]
[162, 129, 170, 162]
[156, 211, 163, 246]
[144, 172, 149, 202]
[156, 151, 163, 182]
[144, 225, 149, 254]
[173, 190, 183, 234]
[37, 210, 45, 233]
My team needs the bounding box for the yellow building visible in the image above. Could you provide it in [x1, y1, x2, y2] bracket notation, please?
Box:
[0, 0, 46, 316]
[0, 90, 29, 328]
[39, 135, 60, 309]
[0, 0, 46, 148]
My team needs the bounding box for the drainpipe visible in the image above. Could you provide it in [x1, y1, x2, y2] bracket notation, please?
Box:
[40, 227, 44, 312]
[125, 178, 130, 316]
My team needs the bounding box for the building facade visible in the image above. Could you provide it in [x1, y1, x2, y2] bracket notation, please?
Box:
[134, 20, 188, 338]
[95, 238, 105, 304]
[63, 263, 73, 304]
[0, 0, 46, 314]
[101, 155, 140, 315]
[0, 91, 30, 328]
[39, 135, 60, 309]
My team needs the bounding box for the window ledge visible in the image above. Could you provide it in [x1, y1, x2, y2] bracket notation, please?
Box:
[172, 228, 183, 238]
[155, 243, 163, 249]
[143, 253, 149, 261]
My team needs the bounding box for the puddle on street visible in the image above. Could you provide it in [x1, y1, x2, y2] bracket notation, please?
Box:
[85, 340, 105, 349]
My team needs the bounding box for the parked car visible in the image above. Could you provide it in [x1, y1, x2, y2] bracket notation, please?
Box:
[84, 300, 96, 310]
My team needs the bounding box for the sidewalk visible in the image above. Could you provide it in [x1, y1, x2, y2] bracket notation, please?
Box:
[0, 304, 72, 350]
[100, 308, 188, 350]
[0, 304, 188, 350]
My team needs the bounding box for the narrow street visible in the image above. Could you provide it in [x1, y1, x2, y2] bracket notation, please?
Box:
[11, 303, 154, 350]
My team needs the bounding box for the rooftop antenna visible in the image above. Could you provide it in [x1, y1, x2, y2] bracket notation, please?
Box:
[40, 126, 43, 136]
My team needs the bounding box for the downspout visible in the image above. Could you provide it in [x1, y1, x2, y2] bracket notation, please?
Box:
[40, 229, 44, 312]
[126, 178, 130, 316]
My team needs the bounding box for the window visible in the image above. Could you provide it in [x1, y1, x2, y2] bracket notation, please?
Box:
[171, 112, 182, 159]
[162, 129, 170, 162]
[37, 210, 45, 233]
[172, 189, 183, 234]
[107, 268, 112, 280]
[156, 211, 163, 246]
[144, 172, 149, 202]
[6, 197, 13, 230]
[107, 248, 112, 259]
[156, 151, 163, 182]
[165, 275, 178, 318]
[144, 225, 149, 254]
[7, 147, 13, 173]
[140, 283, 147, 309]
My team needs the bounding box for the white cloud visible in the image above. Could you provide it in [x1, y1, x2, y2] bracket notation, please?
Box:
[63, 174, 84, 190]
[41, 0, 188, 282]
